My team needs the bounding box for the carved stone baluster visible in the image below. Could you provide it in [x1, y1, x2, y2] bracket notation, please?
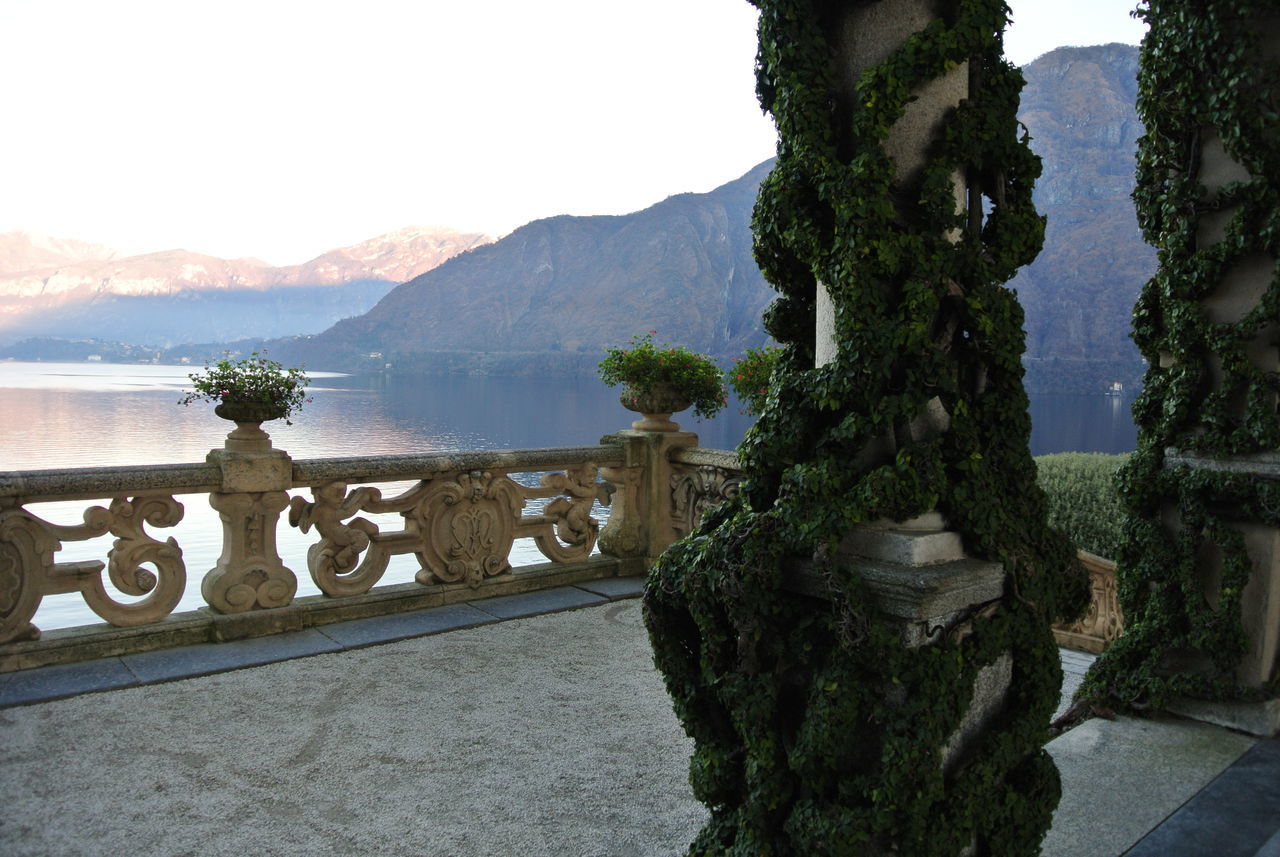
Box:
[1052, 551, 1124, 653]
[202, 426, 296, 613]
[288, 482, 387, 597]
[598, 429, 696, 564]
[203, 491, 295, 612]
[0, 501, 112, 642]
[0, 502, 67, 643]
[530, 464, 604, 563]
[598, 461, 643, 560]
[83, 496, 186, 626]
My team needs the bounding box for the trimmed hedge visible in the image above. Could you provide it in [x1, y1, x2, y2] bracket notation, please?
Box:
[1034, 453, 1128, 561]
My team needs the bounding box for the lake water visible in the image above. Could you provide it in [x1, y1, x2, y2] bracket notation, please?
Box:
[0, 361, 1136, 631]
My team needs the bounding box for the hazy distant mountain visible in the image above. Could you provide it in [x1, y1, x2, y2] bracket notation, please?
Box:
[7, 44, 1153, 395]
[0, 226, 493, 346]
[0, 231, 121, 275]
[282, 161, 775, 375]
[1013, 43, 1153, 393]
[283, 44, 1152, 394]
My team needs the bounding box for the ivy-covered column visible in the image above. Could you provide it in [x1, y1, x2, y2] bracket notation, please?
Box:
[643, 1, 1085, 855]
[1082, 1, 1280, 736]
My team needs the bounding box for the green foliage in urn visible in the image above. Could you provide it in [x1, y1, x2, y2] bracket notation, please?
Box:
[727, 344, 782, 415]
[598, 332, 727, 420]
[1035, 453, 1129, 560]
[179, 351, 311, 423]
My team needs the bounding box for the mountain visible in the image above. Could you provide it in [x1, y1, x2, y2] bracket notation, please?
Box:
[0, 231, 120, 275]
[282, 161, 776, 375]
[6, 44, 1152, 394]
[284, 44, 1152, 393]
[1013, 43, 1153, 393]
[0, 226, 493, 347]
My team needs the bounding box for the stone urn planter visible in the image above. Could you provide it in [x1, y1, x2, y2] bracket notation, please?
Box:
[620, 383, 693, 432]
[597, 332, 727, 432]
[214, 399, 288, 452]
[214, 399, 288, 424]
[179, 352, 310, 453]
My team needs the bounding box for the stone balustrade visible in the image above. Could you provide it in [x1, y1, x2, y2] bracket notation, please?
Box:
[0, 422, 1122, 673]
[0, 425, 653, 670]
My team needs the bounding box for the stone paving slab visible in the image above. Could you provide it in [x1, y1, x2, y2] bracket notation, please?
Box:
[316, 603, 497, 649]
[0, 656, 140, 707]
[1124, 737, 1280, 857]
[1041, 714, 1258, 857]
[466, 585, 608, 619]
[121, 628, 344, 683]
[575, 576, 646, 599]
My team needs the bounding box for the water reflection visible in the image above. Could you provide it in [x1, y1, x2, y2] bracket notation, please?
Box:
[1, 362, 1136, 630]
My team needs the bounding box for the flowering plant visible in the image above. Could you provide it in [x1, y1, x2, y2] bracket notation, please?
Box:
[598, 331, 727, 420]
[179, 351, 311, 423]
[728, 345, 782, 415]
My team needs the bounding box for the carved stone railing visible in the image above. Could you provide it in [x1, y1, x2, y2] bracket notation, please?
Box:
[0, 418, 1124, 672]
[669, 447, 743, 539]
[1051, 551, 1124, 653]
[0, 434, 627, 671]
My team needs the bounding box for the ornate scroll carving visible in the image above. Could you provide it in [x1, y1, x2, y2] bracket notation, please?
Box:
[290, 465, 605, 596]
[670, 466, 743, 539]
[1052, 552, 1124, 653]
[203, 490, 295, 613]
[0, 497, 186, 642]
[0, 504, 71, 643]
[410, 471, 521, 587]
[598, 464, 643, 558]
[525, 465, 604, 564]
[85, 497, 186, 626]
[289, 483, 386, 598]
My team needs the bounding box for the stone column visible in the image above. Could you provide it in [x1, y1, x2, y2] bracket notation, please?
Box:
[598, 427, 697, 571]
[201, 422, 297, 613]
[816, 0, 968, 370]
[1093, 7, 1280, 737]
[644, 0, 1071, 852]
[1177, 107, 1280, 700]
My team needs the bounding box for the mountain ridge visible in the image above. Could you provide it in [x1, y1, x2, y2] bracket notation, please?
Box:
[5, 44, 1154, 394]
[279, 44, 1152, 393]
[0, 226, 494, 346]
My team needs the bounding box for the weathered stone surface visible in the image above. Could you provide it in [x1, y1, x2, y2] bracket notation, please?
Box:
[840, 524, 967, 566]
[1167, 697, 1280, 738]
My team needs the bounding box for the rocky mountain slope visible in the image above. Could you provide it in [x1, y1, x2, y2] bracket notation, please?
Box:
[283, 160, 774, 375]
[0, 226, 492, 346]
[283, 45, 1153, 393]
[1012, 43, 1153, 392]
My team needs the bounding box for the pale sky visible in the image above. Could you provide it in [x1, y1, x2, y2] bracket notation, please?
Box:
[0, 0, 1146, 267]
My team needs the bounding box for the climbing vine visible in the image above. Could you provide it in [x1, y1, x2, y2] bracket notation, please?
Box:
[643, 1, 1086, 854]
[1081, 0, 1280, 709]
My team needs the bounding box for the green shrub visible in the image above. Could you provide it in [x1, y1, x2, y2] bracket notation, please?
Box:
[726, 344, 782, 415]
[1035, 452, 1129, 559]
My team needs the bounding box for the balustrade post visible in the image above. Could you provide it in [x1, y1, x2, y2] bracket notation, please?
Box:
[201, 423, 297, 613]
[598, 427, 697, 568]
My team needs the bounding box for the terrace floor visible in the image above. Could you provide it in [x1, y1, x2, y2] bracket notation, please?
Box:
[1, 580, 1277, 857]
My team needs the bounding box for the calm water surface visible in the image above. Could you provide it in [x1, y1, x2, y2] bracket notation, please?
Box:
[0, 362, 1135, 630]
